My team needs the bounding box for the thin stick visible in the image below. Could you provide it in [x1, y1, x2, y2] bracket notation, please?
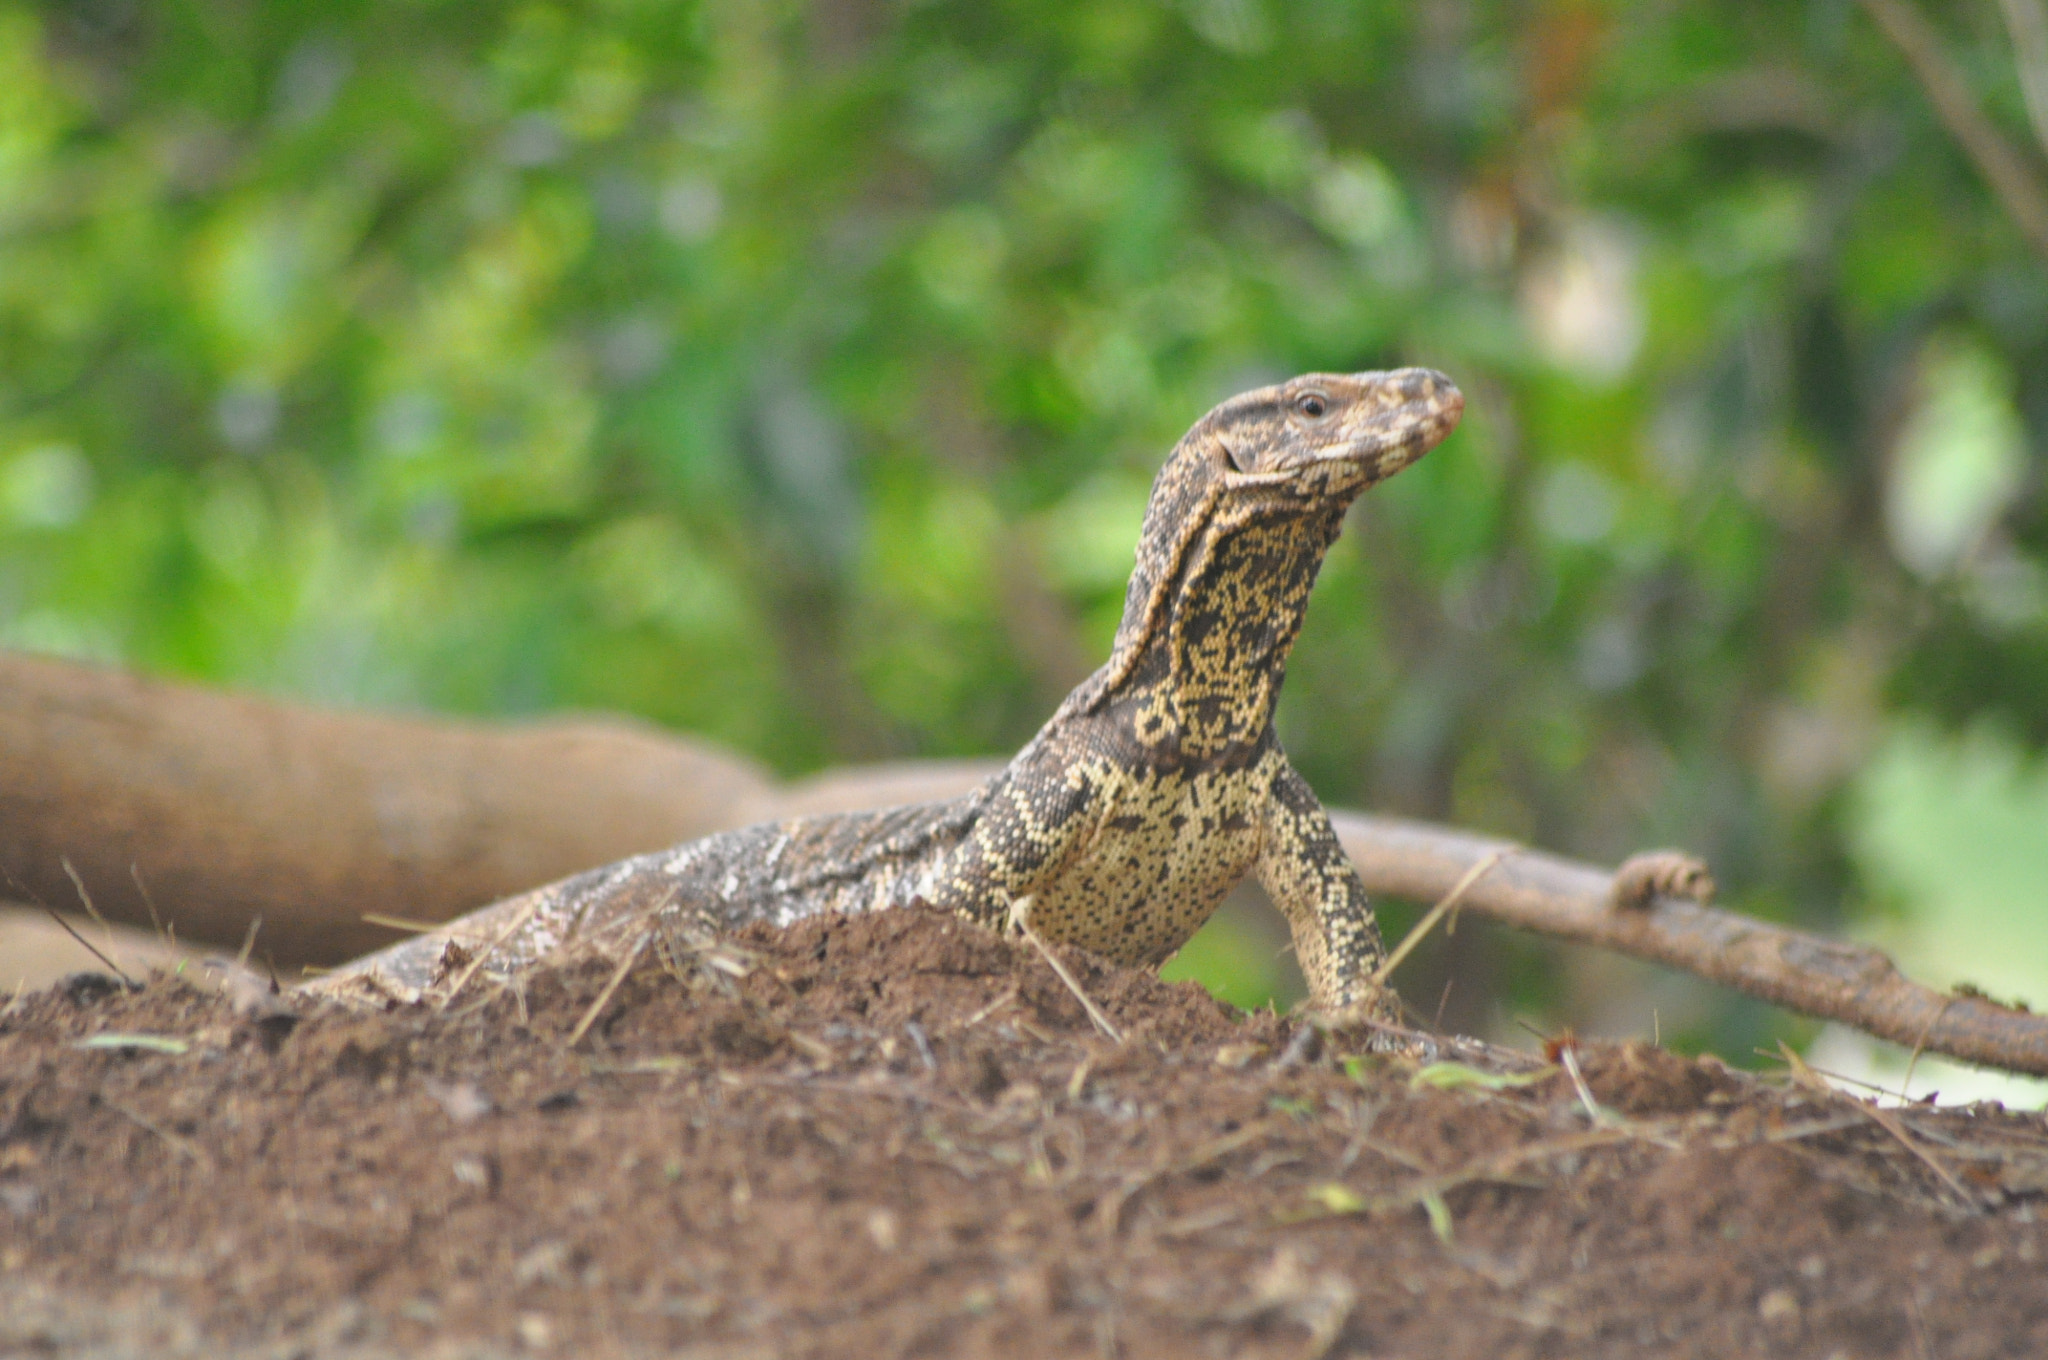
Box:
[1858, 0, 2048, 260]
[566, 931, 651, 1048]
[1370, 848, 1511, 986]
[1011, 896, 1122, 1044]
[129, 864, 165, 938]
[1286, 1126, 1640, 1226]
[2000, 0, 2048, 155]
[1771, 1052, 1915, 1101]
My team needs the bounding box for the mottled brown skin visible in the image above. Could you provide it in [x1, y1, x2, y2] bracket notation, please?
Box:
[297, 370, 1465, 1018]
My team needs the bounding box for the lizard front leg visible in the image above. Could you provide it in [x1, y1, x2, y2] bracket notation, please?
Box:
[915, 757, 1106, 930]
[1254, 757, 1400, 1022]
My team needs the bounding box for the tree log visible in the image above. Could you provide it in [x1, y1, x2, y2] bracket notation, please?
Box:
[0, 652, 774, 966]
[4, 651, 2044, 1077]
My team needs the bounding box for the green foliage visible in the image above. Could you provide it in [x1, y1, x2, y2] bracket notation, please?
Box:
[2, 0, 2044, 1032]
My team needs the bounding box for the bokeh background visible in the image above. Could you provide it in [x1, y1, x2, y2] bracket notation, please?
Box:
[2, 0, 2043, 1098]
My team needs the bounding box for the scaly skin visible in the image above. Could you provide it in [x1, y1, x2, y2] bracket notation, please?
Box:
[297, 370, 1465, 1018]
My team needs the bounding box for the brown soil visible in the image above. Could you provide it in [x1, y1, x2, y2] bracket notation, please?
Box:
[3, 908, 2045, 1360]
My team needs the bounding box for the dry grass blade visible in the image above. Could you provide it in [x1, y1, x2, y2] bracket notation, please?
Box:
[566, 931, 652, 1048]
[1285, 1125, 1639, 1227]
[955, 984, 1021, 1034]
[61, 858, 128, 968]
[31, 903, 137, 987]
[438, 895, 545, 1008]
[1556, 1042, 1618, 1127]
[1369, 848, 1511, 986]
[234, 914, 263, 974]
[104, 1098, 209, 1167]
[1702, 1114, 1868, 1149]
[1855, 1098, 1979, 1207]
[1899, 996, 1953, 1100]
[1777, 1041, 1978, 1209]
[1010, 896, 1122, 1044]
[5, 863, 137, 986]
[129, 863, 166, 939]
[361, 913, 442, 934]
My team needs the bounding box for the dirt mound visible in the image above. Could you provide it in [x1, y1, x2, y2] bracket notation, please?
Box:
[3, 907, 2045, 1359]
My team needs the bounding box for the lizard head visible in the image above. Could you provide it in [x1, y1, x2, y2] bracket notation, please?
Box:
[1208, 368, 1464, 499]
[1087, 367, 1464, 730]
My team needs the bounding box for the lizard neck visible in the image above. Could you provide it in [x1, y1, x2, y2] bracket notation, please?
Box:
[1092, 492, 1348, 765]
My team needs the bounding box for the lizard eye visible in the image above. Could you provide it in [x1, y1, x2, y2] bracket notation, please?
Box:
[1295, 392, 1331, 420]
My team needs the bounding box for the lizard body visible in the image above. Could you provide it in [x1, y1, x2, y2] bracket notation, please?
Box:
[298, 369, 1464, 1017]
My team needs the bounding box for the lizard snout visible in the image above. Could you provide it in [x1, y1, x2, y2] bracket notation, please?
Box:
[1309, 367, 1465, 485]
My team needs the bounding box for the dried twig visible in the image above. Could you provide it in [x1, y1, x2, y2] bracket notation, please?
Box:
[5, 866, 138, 988]
[954, 984, 1021, 1034]
[1858, 0, 2048, 260]
[1370, 847, 1510, 986]
[1286, 1126, 1639, 1227]
[1998, 0, 2048, 155]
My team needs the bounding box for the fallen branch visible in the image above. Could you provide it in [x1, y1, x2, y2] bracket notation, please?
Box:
[1328, 810, 2048, 1078]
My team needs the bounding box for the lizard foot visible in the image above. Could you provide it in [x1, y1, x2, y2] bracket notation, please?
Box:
[1299, 990, 1416, 1055]
[1609, 850, 1715, 910]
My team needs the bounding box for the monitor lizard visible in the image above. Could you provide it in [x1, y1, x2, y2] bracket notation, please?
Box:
[297, 368, 1465, 1025]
